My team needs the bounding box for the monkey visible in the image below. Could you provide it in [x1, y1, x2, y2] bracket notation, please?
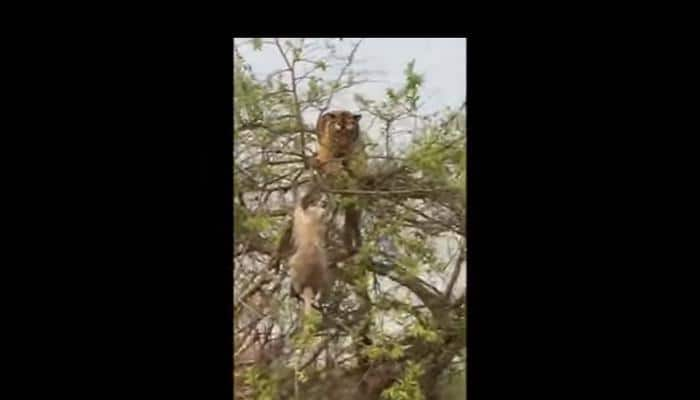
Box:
[314, 110, 367, 252]
[288, 186, 331, 315]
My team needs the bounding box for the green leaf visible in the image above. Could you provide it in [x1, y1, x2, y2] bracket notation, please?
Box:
[364, 345, 385, 361]
[381, 361, 425, 400]
[252, 38, 263, 51]
[388, 343, 405, 359]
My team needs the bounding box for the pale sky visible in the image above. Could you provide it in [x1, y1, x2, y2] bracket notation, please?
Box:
[235, 38, 467, 143]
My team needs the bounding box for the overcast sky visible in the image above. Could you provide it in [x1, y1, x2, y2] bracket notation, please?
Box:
[235, 38, 466, 131]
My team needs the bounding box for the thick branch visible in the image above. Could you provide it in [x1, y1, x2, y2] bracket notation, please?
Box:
[364, 262, 452, 330]
[445, 248, 465, 300]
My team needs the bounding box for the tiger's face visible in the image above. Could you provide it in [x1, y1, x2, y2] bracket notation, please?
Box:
[319, 110, 362, 155]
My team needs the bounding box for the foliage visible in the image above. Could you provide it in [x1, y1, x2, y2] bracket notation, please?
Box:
[381, 361, 425, 400]
[243, 366, 278, 400]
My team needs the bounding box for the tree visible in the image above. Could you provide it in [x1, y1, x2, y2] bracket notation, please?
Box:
[234, 38, 466, 400]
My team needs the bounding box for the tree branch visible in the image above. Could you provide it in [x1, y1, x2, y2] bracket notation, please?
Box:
[366, 262, 452, 329]
[445, 245, 466, 300]
[323, 187, 456, 196]
[274, 38, 309, 168]
[319, 39, 363, 119]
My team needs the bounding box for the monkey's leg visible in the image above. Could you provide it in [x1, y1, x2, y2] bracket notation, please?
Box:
[302, 287, 315, 315]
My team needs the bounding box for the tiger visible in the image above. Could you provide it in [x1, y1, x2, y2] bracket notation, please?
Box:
[313, 110, 367, 252]
[314, 110, 367, 176]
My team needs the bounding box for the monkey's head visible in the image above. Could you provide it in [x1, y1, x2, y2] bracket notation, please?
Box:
[317, 110, 362, 155]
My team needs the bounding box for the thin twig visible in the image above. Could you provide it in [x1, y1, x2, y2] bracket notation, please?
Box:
[394, 200, 461, 236]
[319, 39, 363, 118]
[274, 38, 308, 169]
[299, 333, 339, 371]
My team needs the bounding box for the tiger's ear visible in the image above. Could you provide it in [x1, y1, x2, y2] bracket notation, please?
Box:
[317, 112, 331, 134]
[353, 114, 362, 121]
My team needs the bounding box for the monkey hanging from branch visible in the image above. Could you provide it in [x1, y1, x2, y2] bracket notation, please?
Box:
[313, 110, 368, 253]
[288, 184, 331, 316]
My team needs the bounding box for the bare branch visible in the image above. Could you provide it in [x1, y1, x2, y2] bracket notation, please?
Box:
[267, 159, 304, 166]
[394, 201, 462, 236]
[323, 187, 456, 196]
[274, 38, 309, 168]
[319, 39, 363, 118]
